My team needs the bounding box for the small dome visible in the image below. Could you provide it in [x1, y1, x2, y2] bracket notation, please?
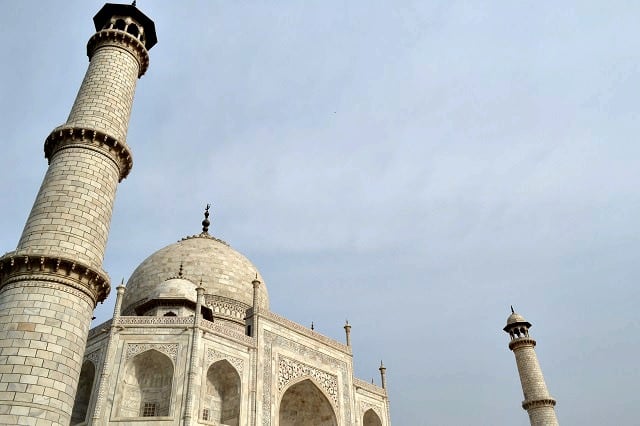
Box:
[123, 234, 268, 314]
[506, 312, 527, 325]
[148, 277, 197, 303]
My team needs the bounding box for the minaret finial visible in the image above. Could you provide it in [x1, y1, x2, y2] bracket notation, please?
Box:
[311, 321, 315, 331]
[202, 204, 211, 234]
[132, 1, 137, 6]
[511, 305, 515, 314]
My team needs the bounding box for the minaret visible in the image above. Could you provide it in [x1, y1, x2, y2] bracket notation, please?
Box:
[504, 308, 559, 426]
[0, 4, 156, 425]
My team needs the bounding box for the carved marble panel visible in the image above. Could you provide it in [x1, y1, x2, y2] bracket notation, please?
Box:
[125, 343, 178, 362]
[206, 347, 244, 372]
[278, 355, 338, 406]
[262, 330, 351, 426]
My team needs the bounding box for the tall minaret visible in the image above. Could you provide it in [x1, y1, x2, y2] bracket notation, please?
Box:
[0, 4, 156, 425]
[504, 308, 559, 426]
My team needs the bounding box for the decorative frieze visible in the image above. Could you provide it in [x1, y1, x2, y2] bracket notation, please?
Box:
[261, 310, 351, 354]
[278, 356, 338, 406]
[125, 343, 178, 362]
[117, 316, 193, 326]
[353, 378, 386, 397]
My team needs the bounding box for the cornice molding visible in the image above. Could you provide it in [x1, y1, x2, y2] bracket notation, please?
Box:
[45, 126, 133, 181]
[0, 252, 110, 305]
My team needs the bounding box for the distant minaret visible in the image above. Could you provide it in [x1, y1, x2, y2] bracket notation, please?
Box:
[504, 308, 559, 426]
[0, 4, 156, 425]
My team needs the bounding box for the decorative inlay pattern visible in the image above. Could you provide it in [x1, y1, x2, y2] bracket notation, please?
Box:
[278, 356, 338, 406]
[262, 331, 350, 426]
[125, 343, 178, 362]
[206, 348, 244, 372]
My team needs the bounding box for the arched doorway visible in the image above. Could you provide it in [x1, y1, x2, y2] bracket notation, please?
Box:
[202, 359, 241, 425]
[118, 349, 173, 418]
[363, 408, 383, 426]
[70, 360, 95, 424]
[279, 379, 337, 426]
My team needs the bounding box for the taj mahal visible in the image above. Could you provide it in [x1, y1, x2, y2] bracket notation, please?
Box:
[0, 3, 558, 426]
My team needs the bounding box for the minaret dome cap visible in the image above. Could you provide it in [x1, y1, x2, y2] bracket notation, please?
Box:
[93, 3, 158, 49]
[503, 311, 532, 332]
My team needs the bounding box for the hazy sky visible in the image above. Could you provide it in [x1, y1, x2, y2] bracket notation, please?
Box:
[1, 1, 639, 424]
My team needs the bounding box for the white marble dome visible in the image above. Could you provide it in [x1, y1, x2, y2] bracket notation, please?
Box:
[122, 233, 269, 314]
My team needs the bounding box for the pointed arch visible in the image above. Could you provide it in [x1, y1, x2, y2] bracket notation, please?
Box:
[279, 378, 337, 426]
[363, 408, 383, 426]
[70, 360, 96, 425]
[202, 359, 241, 425]
[118, 349, 173, 418]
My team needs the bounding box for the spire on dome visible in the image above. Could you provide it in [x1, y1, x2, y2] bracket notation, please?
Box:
[202, 204, 211, 234]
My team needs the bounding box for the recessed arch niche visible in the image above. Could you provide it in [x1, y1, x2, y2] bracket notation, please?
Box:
[70, 360, 96, 425]
[202, 359, 241, 425]
[118, 349, 173, 418]
[363, 408, 383, 426]
[279, 378, 337, 426]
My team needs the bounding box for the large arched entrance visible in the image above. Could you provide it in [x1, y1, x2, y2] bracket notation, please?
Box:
[71, 360, 95, 424]
[202, 359, 241, 425]
[363, 408, 383, 426]
[279, 379, 337, 426]
[118, 349, 173, 418]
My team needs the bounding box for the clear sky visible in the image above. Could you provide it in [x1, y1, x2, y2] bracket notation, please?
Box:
[1, 1, 639, 425]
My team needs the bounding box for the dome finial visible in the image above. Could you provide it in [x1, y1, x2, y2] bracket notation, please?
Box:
[178, 261, 184, 278]
[511, 305, 515, 314]
[202, 204, 211, 234]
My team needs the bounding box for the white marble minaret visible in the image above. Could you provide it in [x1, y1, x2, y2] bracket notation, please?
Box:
[0, 4, 156, 425]
[504, 308, 559, 426]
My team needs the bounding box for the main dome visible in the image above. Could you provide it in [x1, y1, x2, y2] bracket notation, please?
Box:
[122, 233, 269, 314]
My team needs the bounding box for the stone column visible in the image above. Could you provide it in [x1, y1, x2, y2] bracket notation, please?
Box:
[0, 5, 156, 425]
[183, 286, 204, 425]
[504, 309, 559, 426]
[91, 284, 125, 424]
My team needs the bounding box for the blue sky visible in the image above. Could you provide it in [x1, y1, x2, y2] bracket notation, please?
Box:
[1, 1, 639, 424]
